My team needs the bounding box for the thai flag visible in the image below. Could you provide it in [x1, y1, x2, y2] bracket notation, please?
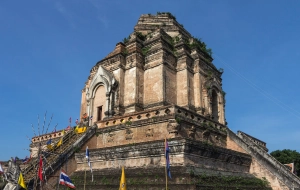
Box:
[59, 170, 75, 189]
[165, 139, 171, 179]
[22, 155, 31, 164]
[0, 162, 4, 174]
[75, 119, 78, 124]
[86, 146, 93, 181]
[86, 146, 92, 169]
[90, 116, 93, 120]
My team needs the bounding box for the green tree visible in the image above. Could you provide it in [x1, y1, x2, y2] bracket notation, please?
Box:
[270, 149, 300, 176]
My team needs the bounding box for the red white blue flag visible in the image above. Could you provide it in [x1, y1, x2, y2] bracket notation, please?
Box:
[22, 155, 31, 164]
[59, 170, 75, 189]
[165, 139, 171, 179]
[86, 146, 94, 181]
[0, 162, 4, 174]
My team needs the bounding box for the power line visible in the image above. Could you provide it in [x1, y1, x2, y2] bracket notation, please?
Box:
[214, 54, 300, 119]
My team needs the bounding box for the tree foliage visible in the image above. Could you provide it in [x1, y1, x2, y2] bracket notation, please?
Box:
[270, 149, 300, 176]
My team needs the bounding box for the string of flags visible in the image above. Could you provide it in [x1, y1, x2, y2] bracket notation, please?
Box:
[0, 115, 97, 189]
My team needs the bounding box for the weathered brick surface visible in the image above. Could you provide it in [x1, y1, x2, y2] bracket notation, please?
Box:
[124, 67, 137, 108]
[144, 65, 163, 106]
[226, 135, 247, 154]
[250, 158, 288, 190]
[164, 67, 176, 105]
[176, 69, 189, 107]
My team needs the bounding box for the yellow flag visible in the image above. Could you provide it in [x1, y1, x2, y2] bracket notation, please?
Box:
[46, 139, 53, 150]
[77, 126, 87, 134]
[62, 129, 65, 135]
[56, 138, 63, 147]
[75, 126, 79, 133]
[18, 172, 27, 190]
[47, 144, 53, 150]
[119, 166, 126, 190]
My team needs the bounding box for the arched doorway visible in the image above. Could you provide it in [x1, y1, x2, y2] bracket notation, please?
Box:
[86, 66, 118, 120]
[92, 85, 106, 123]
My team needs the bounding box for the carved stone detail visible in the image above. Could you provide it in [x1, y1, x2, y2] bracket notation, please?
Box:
[146, 128, 154, 137]
[213, 135, 221, 146]
[202, 130, 210, 141]
[107, 132, 115, 143]
[188, 126, 196, 139]
[125, 128, 133, 140]
[167, 119, 180, 135]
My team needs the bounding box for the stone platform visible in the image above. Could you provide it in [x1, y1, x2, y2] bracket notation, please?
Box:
[71, 167, 271, 190]
[71, 138, 271, 189]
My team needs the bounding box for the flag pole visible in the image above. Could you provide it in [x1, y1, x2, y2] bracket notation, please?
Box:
[57, 168, 61, 190]
[35, 143, 41, 190]
[69, 117, 71, 146]
[65, 119, 69, 190]
[165, 138, 168, 190]
[41, 154, 44, 190]
[84, 169, 87, 190]
[84, 146, 87, 190]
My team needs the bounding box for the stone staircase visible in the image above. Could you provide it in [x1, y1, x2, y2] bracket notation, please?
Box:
[227, 128, 300, 190]
[21, 125, 97, 188]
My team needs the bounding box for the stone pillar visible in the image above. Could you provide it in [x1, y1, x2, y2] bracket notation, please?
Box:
[88, 97, 94, 122]
[109, 92, 114, 116]
[105, 92, 110, 117]
[113, 68, 125, 115]
[176, 68, 188, 107]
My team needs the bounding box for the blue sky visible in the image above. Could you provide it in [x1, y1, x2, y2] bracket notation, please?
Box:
[1, 0, 300, 161]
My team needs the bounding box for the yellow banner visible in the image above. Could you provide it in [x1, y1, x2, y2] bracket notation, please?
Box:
[75, 126, 87, 134]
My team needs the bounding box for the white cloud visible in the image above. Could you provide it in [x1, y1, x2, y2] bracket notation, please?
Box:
[87, 0, 109, 28]
[55, 1, 76, 29]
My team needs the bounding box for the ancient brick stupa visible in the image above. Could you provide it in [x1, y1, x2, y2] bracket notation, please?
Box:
[26, 13, 300, 190]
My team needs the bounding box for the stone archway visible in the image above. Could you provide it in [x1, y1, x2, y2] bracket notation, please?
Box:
[86, 66, 117, 121]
